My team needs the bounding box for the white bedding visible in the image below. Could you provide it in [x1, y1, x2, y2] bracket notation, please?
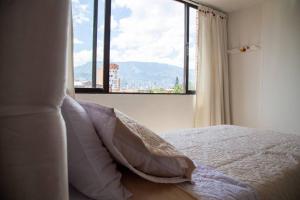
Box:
[162, 125, 300, 200]
[179, 165, 258, 200]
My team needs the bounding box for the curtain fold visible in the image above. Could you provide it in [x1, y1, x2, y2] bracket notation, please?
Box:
[194, 5, 231, 127]
[66, 3, 75, 98]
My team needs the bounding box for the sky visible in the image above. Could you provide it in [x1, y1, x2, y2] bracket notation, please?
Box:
[72, 0, 197, 68]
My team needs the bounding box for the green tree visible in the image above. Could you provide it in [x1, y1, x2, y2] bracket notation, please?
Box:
[174, 76, 179, 87]
[173, 77, 183, 93]
[173, 84, 184, 93]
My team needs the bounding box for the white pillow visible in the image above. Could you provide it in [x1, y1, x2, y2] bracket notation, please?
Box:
[80, 101, 196, 184]
[62, 96, 131, 200]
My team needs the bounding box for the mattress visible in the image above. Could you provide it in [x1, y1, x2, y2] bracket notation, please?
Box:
[162, 125, 300, 200]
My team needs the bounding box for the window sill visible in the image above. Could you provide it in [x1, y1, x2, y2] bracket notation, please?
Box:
[75, 88, 195, 95]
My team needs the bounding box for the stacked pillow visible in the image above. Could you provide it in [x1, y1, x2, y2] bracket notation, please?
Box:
[80, 101, 196, 184]
[62, 96, 131, 200]
[62, 96, 195, 199]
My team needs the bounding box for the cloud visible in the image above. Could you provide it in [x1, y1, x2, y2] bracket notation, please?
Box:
[72, 0, 90, 25]
[74, 37, 84, 44]
[110, 0, 185, 67]
[73, 46, 104, 67]
[73, 0, 198, 69]
[111, 16, 118, 30]
[73, 49, 92, 67]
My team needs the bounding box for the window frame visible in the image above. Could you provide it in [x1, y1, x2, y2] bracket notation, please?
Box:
[75, 0, 197, 95]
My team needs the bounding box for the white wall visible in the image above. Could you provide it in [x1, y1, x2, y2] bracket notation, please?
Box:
[76, 94, 195, 133]
[228, 0, 300, 134]
[228, 4, 262, 128]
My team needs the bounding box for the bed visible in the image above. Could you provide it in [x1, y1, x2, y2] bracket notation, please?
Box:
[70, 125, 300, 200]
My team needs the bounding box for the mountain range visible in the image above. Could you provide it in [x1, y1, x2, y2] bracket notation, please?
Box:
[74, 61, 195, 89]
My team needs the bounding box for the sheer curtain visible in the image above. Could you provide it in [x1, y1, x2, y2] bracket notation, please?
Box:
[194, 5, 231, 127]
[66, 3, 75, 98]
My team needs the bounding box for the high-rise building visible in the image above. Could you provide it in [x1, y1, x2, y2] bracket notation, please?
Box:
[96, 63, 120, 91]
[109, 64, 120, 92]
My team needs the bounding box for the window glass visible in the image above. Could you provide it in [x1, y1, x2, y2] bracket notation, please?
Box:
[189, 7, 197, 91]
[96, 0, 105, 88]
[72, 0, 196, 94]
[110, 0, 185, 93]
[72, 0, 94, 88]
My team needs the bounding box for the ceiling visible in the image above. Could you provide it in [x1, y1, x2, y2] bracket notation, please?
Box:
[194, 0, 264, 13]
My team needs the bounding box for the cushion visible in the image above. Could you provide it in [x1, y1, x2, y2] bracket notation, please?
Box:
[80, 101, 196, 184]
[61, 96, 131, 200]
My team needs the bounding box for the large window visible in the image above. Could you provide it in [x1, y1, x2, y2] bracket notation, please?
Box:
[72, 0, 197, 94]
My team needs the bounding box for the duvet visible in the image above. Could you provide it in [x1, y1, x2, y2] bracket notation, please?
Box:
[162, 125, 300, 200]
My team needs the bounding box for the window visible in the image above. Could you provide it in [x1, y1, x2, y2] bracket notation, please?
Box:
[72, 0, 196, 94]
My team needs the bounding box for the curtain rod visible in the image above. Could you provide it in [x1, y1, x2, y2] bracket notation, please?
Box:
[183, 0, 226, 15]
[184, 0, 199, 7]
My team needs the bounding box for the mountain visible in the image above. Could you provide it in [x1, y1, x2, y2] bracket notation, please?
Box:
[74, 61, 195, 89]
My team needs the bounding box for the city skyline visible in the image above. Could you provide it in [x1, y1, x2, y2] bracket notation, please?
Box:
[74, 61, 194, 92]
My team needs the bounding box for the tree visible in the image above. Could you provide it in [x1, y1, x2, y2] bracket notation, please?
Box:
[173, 84, 183, 93]
[174, 76, 179, 87]
[173, 77, 183, 93]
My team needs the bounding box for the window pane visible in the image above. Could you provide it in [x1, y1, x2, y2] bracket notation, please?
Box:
[96, 0, 105, 88]
[110, 0, 185, 93]
[189, 7, 197, 91]
[72, 0, 94, 88]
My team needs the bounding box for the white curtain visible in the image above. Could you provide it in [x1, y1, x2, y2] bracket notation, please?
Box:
[194, 5, 231, 127]
[66, 3, 75, 98]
